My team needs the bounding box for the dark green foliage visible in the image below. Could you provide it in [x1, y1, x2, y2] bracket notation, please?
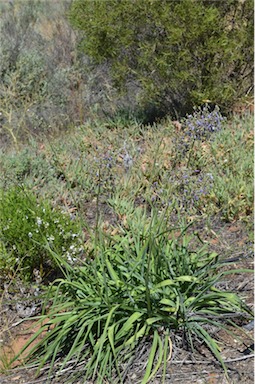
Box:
[0, 188, 84, 280]
[69, 0, 253, 118]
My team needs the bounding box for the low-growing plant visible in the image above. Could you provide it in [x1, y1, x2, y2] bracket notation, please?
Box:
[0, 109, 253, 225]
[167, 107, 253, 221]
[15, 209, 253, 383]
[202, 113, 253, 221]
[0, 146, 56, 191]
[0, 187, 84, 280]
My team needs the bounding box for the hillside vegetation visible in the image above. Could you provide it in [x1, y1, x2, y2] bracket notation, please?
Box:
[0, 1, 253, 383]
[0, 0, 253, 144]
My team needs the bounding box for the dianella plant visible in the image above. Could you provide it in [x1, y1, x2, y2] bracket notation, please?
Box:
[15, 207, 253, 383]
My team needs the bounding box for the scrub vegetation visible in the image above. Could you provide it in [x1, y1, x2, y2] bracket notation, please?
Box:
[0, 1, 253, 383]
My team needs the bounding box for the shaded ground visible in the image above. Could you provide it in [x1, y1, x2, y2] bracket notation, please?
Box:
[0, 216, 253, 384]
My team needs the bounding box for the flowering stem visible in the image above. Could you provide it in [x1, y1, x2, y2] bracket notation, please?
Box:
[186, 140, 195, 168]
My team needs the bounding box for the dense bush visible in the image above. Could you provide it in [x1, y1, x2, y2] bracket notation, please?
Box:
[69, 0, 253, 119]
[0, 187, 84, 280]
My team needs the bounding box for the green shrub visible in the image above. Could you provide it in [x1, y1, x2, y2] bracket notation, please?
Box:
[16, 210, 253, 382]
[0, 187, 84, 280]
[69, 0, 253, 119]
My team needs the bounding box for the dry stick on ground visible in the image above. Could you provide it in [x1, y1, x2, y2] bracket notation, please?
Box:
[170, 354, 254, 364]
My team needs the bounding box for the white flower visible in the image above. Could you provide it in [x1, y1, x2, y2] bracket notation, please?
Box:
[28, 232, 33, 238]
[66, 252, 76, 264]
[36, 217, 42, 226]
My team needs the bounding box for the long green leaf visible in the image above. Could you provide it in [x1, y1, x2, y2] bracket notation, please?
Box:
[147, 332, 164, 382]
[192, 323, 227, 375]
[141, 330, 159, 384]
[116, 311, 143, 339]
[125, 323, 148, 346]
[92, 305, 119, 379]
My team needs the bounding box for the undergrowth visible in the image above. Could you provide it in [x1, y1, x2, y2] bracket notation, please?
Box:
[0, 108, 253, 383]
[0, 187, 84, 280]
[0, 106, 253, 223]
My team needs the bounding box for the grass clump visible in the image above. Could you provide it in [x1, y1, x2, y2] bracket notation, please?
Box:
[17, 209, 253, 383]
[0, 187, 84, 280]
